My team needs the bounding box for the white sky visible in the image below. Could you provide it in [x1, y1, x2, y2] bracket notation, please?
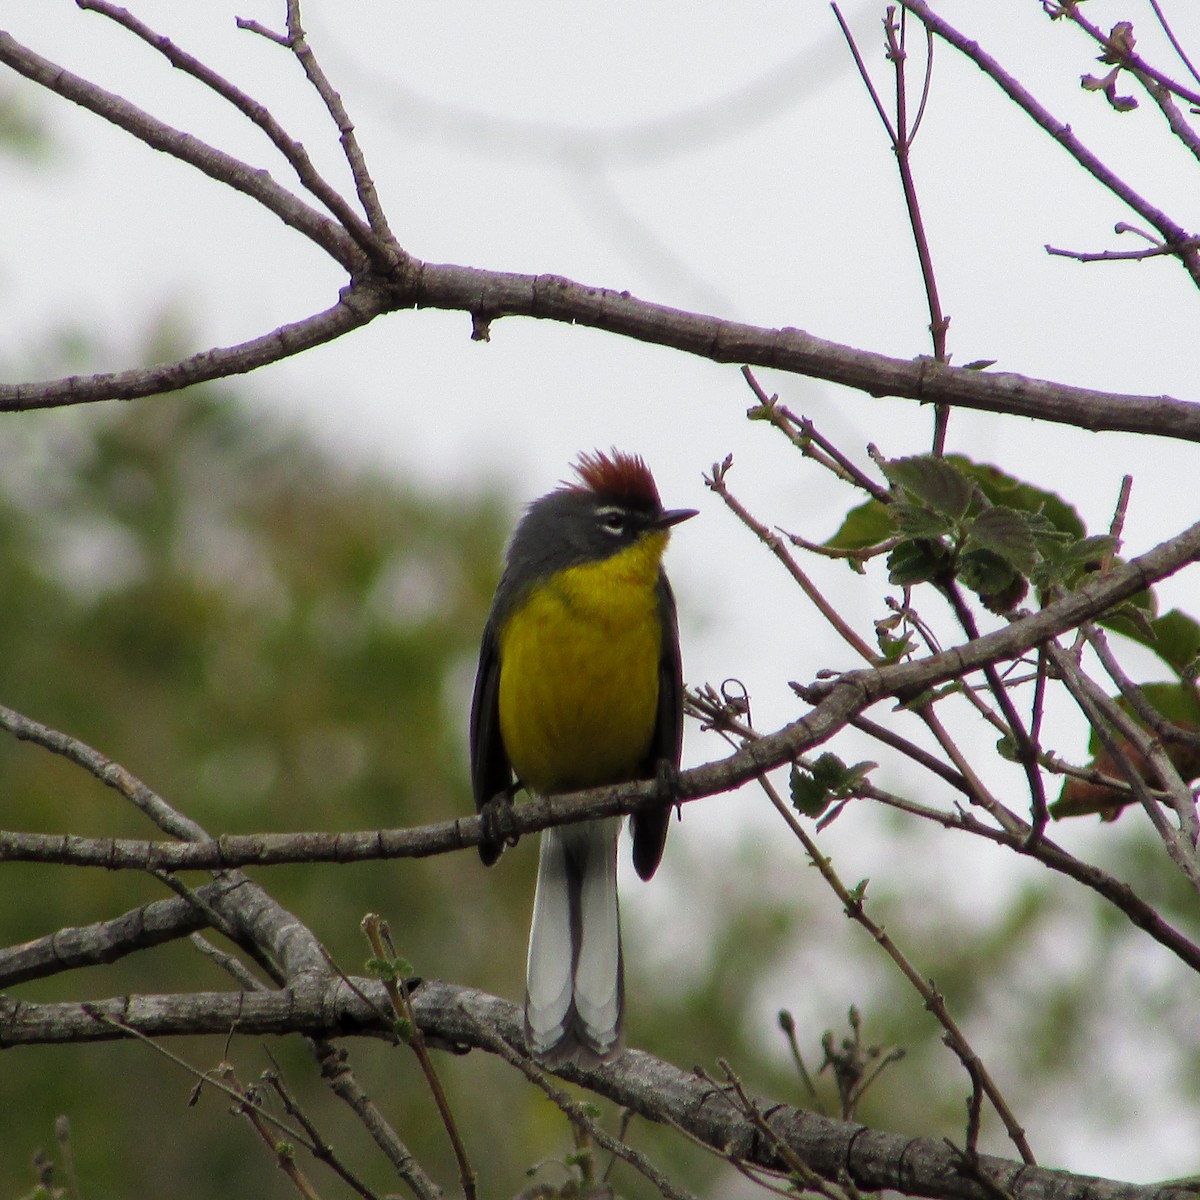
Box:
[2, 0, 1200, 1184]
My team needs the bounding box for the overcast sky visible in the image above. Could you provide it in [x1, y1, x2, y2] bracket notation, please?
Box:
[3, 1, 1200, 1182]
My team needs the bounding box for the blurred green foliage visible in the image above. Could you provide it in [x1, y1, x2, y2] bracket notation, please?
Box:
[4, 55, 1200, 1200]
[4, 377, 1200, 1197]
[0, 378, 830, 1199]
[0, 383, 533, 1195]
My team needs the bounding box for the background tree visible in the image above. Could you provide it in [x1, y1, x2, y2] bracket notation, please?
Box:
[2, 3, 1200, 1198]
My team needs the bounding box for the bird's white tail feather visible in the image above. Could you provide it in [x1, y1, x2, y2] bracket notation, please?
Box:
[525, 818, 623, 1066]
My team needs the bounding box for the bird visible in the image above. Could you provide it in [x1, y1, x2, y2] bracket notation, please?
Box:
[469, 449, 695, 1067]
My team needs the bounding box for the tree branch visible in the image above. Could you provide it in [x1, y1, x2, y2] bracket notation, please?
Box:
[75, 0, 397, 269]
[0, 31, 365, 273]
[0, 879, 244, 987]
[0, 283, 386, 412]
[5, 259, 1197, 441]
[4, 513, 1195, 871]
[1, 978, 1193, 1200]
[899, 0, 1200, 288]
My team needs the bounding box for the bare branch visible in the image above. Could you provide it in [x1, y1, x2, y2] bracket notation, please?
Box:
[0, 253, 1197, 441]
[281, 0, 394, 240]
[0, 880, 242, 988]
[704, 456, 879, 662]
[4, 513, 1198, 873]
[759, 769, 1035, 1162]
[0, 31, 363, 272]
[76, 0, 398, 269]
[0, 284, 385, 412]
[2, 977, 1194, 1200]
[899, 0, 1200, 289]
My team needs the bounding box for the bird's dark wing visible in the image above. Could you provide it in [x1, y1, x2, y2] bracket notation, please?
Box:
[469, 615, 512, 866]
[631, 573, 684, 881]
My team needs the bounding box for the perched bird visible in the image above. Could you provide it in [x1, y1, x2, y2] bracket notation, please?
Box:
[469, 449, 695, 1067]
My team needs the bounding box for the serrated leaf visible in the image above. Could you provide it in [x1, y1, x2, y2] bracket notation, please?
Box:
[791, 753, 874, 816]
[824, 498, 894, 551]
[877, 631, 915, 662]
[811, 752, 848, 788]
[887, 539, 949, 586]
[957, 547, 1020, 598]
[893, 501, 954, 540]
[964, 505, 1040, 572]
[883, 455, 974, 521]
[1099, 606, 1200, 675]
[1059, 534, 1116, 567]
[790, 761, 833, 818]
[1149, 610, 1200, 675]
[841, 760, 878, 791]
[946, 456, 1085, 538]
[1099, 600, 1158, 646]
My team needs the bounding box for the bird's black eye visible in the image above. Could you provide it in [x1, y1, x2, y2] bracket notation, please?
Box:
[596, 506, 628, 537]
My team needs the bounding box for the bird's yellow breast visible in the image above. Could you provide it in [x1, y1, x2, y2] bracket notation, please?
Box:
[497, 532, 668, 794]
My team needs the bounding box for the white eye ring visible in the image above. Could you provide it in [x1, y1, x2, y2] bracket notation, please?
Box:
[596, 506, 627, 536]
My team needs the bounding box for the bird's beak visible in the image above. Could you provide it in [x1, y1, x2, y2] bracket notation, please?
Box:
[656, 507, 699, 530]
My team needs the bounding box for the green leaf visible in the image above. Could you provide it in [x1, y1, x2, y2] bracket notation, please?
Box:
[882, 455, 974, 522]
[1098, 607, 1200, 676]
[893, 502, 954, 541]
[790, 753, 875, 816]
[1078, 682, 1200, 761]
[825, 498, 894, 551]
[1133, 682, 1200, 726]
[877, 630, 915, 662]
[887, 539, 950, 586]
[791, 759, 835, 818]
[1064, 534, 1117, 564]
[964, 505, 1040, 573]
[957, 548, 1027, 610]
[1098, 600, 1158, 646]
[946, 456, 1085, 538]
[366, 954, 414, 981]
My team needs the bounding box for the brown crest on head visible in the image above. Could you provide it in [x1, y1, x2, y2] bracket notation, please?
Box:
[569, 449, 661, 511]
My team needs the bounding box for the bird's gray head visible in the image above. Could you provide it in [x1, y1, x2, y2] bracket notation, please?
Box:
[501, 449, 696, 596]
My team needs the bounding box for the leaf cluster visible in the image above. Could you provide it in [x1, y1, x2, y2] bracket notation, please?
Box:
[790, 752, 877, 819]
[828, 454, 1113, 614]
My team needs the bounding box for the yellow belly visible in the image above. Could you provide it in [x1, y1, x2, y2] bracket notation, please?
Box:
[498, 539, 666, 794]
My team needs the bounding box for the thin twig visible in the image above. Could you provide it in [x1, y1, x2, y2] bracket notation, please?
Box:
[939, 583, 1050, 842]
[711, 1060, 855, 1200]
[1045, 236, 1200, 263]
[0, 702, 205, 840]
[901, 0, 1200, 290]
[757, 772, 1036, 1163]
[0, 31, 361, 271]
[310, 1039, 442, 1200]
[465, 1016, 699, 1200]
[77, 0, 396, 269]
[1046, 642, 1200, 889]
[282, 0, 394, 240]
[705, 457, 879, 662]
[263, 1059, 383, 1200]
[835, 4, 952, 452]
[362, 914, 476, 1200]
[1057, 2, 1200, 109]
[1148, 0, 1200, 89]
